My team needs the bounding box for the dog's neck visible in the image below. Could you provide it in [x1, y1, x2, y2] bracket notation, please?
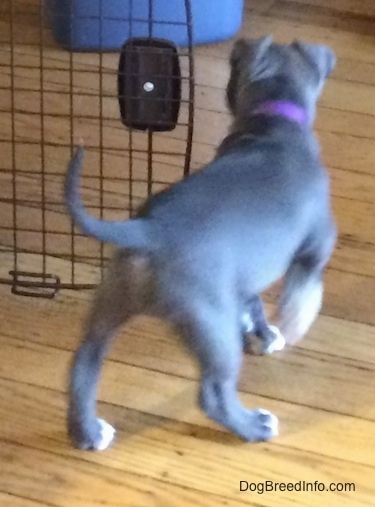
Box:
[228, 99, 310, 139]
[218, 101, 312, 158]
[250, 100, 308, 125]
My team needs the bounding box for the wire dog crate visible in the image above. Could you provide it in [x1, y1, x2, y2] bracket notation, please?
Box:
[0, 0, 195, 297]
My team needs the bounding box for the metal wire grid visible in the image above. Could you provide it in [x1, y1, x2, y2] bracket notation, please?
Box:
[0, 0, 194, 297]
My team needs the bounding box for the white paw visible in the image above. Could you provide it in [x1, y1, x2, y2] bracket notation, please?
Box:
[241, 313, 254, 333]
[96, 419, 115, 451]
[259, 409, 279, 437]
[280, 279, 323, 343]
[265, 326, 286, 353]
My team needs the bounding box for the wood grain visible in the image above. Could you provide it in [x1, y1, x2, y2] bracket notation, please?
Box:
[1, 0, 375, 506]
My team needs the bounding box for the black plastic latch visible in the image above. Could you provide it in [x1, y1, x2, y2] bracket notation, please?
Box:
[118, 37, 181, 131]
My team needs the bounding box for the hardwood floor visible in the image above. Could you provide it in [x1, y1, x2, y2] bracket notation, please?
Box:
[1, 0, 375, 505]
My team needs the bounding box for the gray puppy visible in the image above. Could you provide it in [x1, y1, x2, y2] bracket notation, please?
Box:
[65, 36, 337, 451]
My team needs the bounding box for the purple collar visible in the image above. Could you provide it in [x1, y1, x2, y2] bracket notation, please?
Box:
[251, 100, 308, 125]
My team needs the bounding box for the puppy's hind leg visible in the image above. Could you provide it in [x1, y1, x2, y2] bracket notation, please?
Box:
[68, 251, 151, 450]
[179, 305, 278, 442]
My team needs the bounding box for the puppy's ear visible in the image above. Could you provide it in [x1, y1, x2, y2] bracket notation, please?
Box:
[295, 41, 336, 80]
[231, 36, 274, 81]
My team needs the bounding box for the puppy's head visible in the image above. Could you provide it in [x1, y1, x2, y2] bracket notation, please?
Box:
[227, 36, 336, 125]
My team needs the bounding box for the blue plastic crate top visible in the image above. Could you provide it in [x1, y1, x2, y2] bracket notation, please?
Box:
[46, 0, 244, 50]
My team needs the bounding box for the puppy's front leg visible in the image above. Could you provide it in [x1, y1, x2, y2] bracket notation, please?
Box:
[278, 219, 337, 344]
[242, 295, 285, 355]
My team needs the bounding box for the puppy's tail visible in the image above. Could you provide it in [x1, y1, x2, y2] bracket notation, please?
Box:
[65, 145, 150, 249]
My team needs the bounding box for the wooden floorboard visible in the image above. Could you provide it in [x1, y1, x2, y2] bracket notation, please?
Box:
[1, 0, 375, 505]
